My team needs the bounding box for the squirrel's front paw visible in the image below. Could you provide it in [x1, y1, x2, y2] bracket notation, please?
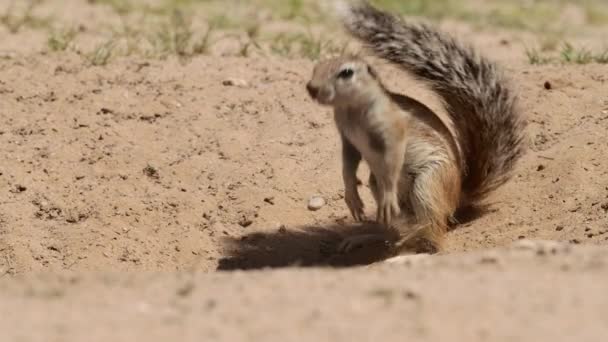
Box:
[345, 189, 365, 222]
[377, 191, 400, 226]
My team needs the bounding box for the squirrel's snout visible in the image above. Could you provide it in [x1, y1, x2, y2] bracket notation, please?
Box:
[306, 82, 319, 99]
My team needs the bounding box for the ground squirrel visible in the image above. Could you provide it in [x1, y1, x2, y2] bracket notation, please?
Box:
[306, 1, 526, 254]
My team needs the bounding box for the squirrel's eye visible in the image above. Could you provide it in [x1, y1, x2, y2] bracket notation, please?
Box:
[337, 68, 354, 79]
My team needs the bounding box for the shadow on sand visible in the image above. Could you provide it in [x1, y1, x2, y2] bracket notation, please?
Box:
[216, 204, 489, 271]
[217, 222, 399, 270]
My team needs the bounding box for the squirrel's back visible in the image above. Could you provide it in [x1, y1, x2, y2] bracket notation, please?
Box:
[335, 0, 526, 205]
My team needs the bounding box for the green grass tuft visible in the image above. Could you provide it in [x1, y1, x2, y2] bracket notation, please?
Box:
[525, 48, 552, 65]
[47, 27, 78, 51]
[526, 42, 608, 65]
[87, 40, 116, 66]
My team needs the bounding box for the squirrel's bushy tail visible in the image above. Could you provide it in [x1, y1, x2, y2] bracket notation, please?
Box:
[336, 0, 526, 204]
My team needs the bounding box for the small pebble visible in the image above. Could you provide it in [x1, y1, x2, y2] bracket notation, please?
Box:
[307, 196, 326, 211]
[222, 78, 249, 87]
[544, 81, 552, 90]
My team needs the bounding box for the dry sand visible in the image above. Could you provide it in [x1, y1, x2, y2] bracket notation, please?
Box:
[1, 0, 607, 340]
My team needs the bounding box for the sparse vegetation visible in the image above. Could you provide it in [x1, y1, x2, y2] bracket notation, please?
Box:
[583, 1, 608, 25]
[594, 50, 608, 64]
[560, 43, 608, 64]
[526, 42, 608, 65]
[299, 30, 326, 60]
[269, 30, 345, 60]
[88, 0, 135, 16]
[192, 23, 217, 56]
[148, 10, 194, 57]
[560, 42, 592, 64]
[373, 0, 608, 32]
[372, 0, 460, 20]
[47, 27, 78, 51]
[87, 40, 116, 66]
[525, 48, 553, 65]
[235, 23, 262, 57]
[2, 0, 608, 65]
[0, 0, 51, 33]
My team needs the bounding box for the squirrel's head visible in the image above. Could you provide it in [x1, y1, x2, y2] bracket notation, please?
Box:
[306, 56, 381, 107]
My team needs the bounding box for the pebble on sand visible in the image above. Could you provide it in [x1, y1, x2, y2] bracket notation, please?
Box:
[307, 196, 326, 211]
[222, 78, 249, 87]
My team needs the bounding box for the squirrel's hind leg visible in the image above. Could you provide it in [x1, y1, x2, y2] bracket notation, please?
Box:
[395, 160, 460, 253]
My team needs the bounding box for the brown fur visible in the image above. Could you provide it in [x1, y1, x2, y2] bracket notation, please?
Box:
[307, 56, 460, 253]
[305, 1, 526, 255]
[338, 0, 527, 205]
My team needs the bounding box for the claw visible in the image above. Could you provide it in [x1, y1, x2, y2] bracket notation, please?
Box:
[345, 189, 365, 222]
[376, 190, 400, 226]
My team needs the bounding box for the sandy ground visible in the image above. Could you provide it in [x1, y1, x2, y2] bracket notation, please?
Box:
[1, 0, 608, 340]
[2, 242, 608, 342]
